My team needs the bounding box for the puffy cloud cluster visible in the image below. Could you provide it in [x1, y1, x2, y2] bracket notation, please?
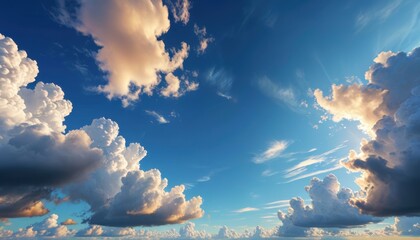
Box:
[61, 0, 198, 106]
[194, 24, 214, 54]
[279, 174, 380, 228]
[169, 0, 191, 25]
[0, 33, 203, 226]
[315, 48, 420, 216]
[13, 214, 75, 238]
[179, 222, 211, 239]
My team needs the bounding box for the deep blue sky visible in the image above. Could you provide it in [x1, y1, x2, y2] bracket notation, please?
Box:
[1, 0, 420, 235]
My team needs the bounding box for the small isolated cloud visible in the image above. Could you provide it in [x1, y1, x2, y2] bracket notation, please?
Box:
[145, 110, 170, 124]
[61, 219, 76, 225]
[258, 76, 305, 112]
[261, 169, 279, 177]
[194, 24, 214, 54]
[279, 174, 381, 228]
[253, 140, 290, 164]
[169, 0, 191, 25]
[315, 47, 420, 216]
[56, 0, 195, 106]
[197, 176, 211, 182]
[217, 91, 233, 100]
[233, 207, 259, 213]
[206, 67, 233, 97]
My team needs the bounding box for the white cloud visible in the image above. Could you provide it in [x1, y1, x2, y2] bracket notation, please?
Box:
[253, 140, 290, 164]
[0, 33, 204, 226]
[258, 76, 306, 112]
[145, 110, 170, 124]
[233, 207, 259, 213]
[169, 0, 191, 24]
[280, 174, 381, 228]
[194, 24, 214, 54]
[58, 0, 195, 106]
[179, 222, 211, 239]
[316, 47, 420, 216]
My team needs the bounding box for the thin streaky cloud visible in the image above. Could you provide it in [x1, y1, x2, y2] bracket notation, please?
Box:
[265, 200, 289, 206]
[253, 140, 290, 164]
[145, 110, 169, 124]
[286, 157, 325, 174]
[263, 204, 289, 210]
[284, 164, 344, 183]
[232, 207, 259, 213]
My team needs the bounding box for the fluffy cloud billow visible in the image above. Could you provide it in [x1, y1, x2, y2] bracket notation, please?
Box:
[57, 0, 198, 106]
[315, 48, 420, 216]
[0, 33, 203, 226]
[278, 174, 380, 229]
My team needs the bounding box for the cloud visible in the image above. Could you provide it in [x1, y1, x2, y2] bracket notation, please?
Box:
[215, 226, 241, 239]
[279, 174, 381, 228]
[253, 140, 290, 164]
[217, 91, 233, 100]
[0, 34, 102, 218]
[61, 218, 76, 225]
[206, 67, 233, 96]
[161, 72, 199, 98]
[13, 214, 75, 238]
[179, 222, 211, 239]
[233, 207, 259, 213]
[58, 0, 196, 106]
[0, 33, 203, 226]
[258, 76, 304, 112]
[169, 0, 191, 24]
[284, 164, 343, 183]
[145, 110, 170, 124]
[355, 0, 402, 32]
[316, 47, 420, 216]
[194, 24, 214, 54]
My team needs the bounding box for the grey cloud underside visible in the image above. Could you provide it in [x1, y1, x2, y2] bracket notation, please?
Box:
[0, 129, 101, 187]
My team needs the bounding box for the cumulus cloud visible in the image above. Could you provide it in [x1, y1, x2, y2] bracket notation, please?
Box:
[61, 218, 76, 225]
[215, 226, 241, 239]
[13, 214, 75, 238]
[0, 33, 203, 226]
[0, 33, 102, 218]
[169, 0, 191, 24]
[194, 24, 214, 54]
[315, 47, 420, 216]
[179, 222, 211, 239]
[253, 140, 290, 164]
[58, 0, 197, 106]
[279, 174, 381, 228]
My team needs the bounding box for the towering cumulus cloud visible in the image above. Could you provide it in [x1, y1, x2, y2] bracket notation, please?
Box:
[0, 33, 203, 226]
[64, 0, 197, 106]
[315, 48, 420, 216]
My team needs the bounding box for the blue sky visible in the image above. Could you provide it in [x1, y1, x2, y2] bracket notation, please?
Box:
[1, 0, 420, 238]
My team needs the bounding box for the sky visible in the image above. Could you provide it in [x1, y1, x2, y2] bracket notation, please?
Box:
[0, 0, 420, 239]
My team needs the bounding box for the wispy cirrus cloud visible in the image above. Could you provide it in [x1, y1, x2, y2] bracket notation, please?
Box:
[233, 207, 259, 213]
[145, 110, 170, 124]
[355, 0, 402, 32]
[253, 140, 291, 164]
